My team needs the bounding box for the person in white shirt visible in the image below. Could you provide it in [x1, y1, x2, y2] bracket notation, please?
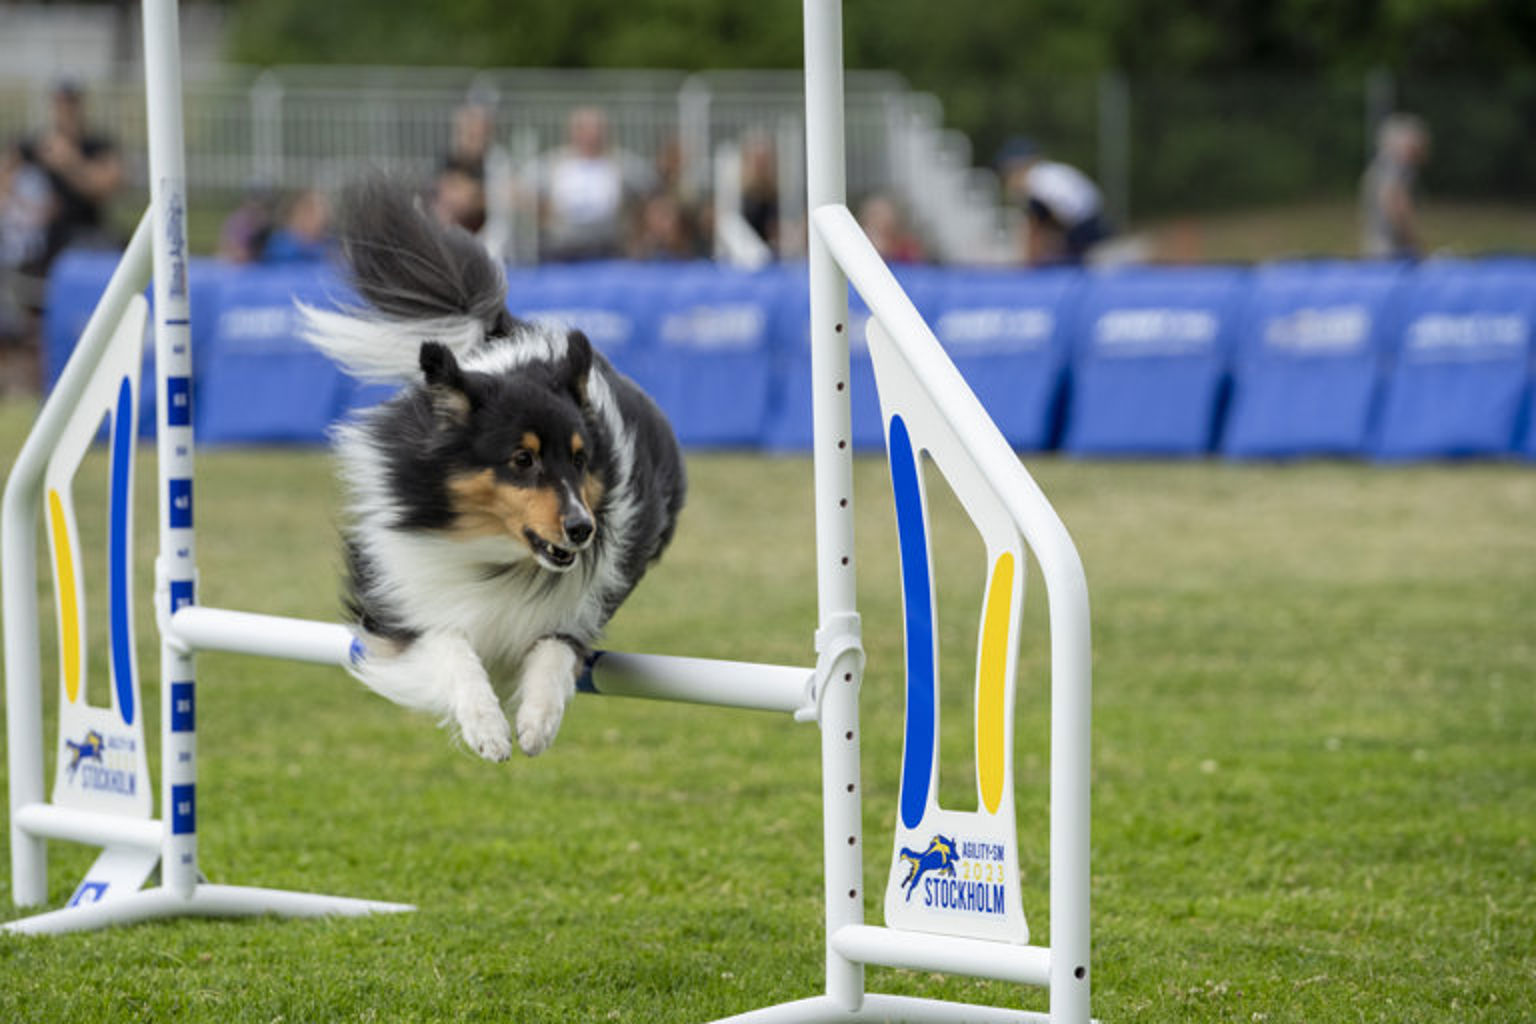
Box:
[535, 107, 654, 262]
[997, 136, 1111, 266]
[1360, 113, 1430, 260]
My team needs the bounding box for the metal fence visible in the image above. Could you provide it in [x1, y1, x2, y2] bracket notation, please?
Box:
[2, 64, 1531, 263]
[0, 65, 1011, 262]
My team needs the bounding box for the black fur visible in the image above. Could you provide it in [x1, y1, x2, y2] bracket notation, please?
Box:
[337, 176, 521, 338]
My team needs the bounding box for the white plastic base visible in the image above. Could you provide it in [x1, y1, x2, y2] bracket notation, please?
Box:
[2, 883, 414, 936]
[712, 994, 1056, 1023]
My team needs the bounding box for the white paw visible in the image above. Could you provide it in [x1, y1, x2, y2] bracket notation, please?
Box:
[515, 696, 566, 757]
[457, 701, 514, 762]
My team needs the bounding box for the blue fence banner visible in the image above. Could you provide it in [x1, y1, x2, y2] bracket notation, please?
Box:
[1063, 266, 1249, 456]
[1223, 261, 1406, 458]
[933, 268, 1079, 451]
[39, 254, 1536, 460]
[507, 260, 654, 381]
[44, 250, 228, 438]
[765, 264, 945, 451]
[198, 266, 354, 444]
[1372, 259, 1536, 459]
[45, 250, 123, 390]
[623, 262, 785, 447]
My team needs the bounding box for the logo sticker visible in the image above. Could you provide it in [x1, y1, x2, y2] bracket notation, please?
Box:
[62, 729, 139, 797]
[898, 833, 1008, 916]
[64, 729, 105, 777]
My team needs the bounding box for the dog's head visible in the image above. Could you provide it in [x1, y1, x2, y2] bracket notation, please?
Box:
[420, 332, 605, 573]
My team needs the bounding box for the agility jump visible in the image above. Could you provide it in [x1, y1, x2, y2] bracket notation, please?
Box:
[2, 1, 1093, 1021]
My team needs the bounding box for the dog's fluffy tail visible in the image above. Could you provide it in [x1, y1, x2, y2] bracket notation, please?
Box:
[301, 177, 516, 382]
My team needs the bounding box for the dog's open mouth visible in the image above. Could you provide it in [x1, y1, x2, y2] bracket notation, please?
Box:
[524, 529, 577, 571]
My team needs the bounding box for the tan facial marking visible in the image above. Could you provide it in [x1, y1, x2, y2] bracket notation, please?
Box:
[520, 432, 541, 454]
[581, 471, 605, 513]
[446, 469, 564, 544]
[571, 433, 584, 456]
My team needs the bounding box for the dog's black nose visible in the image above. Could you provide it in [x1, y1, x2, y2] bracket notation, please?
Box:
[564, 517, 594, 546]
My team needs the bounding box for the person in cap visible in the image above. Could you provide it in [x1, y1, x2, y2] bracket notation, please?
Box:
[997, 135, 1110, 266]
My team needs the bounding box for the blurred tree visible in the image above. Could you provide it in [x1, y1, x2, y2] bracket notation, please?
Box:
[226, 0, 1536, 81]
[222, 0, 1535, 209]
[226, 0, 1535, 109]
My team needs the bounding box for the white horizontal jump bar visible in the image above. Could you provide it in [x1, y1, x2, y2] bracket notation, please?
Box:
[13, 803, 163, 852]
[831, 925, 1053, 988]
[582, 651, 812, 715]
[170, 606, 358, 665]
[170, 607, 812, 715]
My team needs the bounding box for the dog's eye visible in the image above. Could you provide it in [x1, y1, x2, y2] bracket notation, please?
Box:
[572, 450, 587, 471]
[511, 449, 536, 470]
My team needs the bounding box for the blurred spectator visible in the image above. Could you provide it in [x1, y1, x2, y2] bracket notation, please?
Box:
[1, 145, 52, 348]
[434, 160, 487, 235]
[0, 80, 123, 393]
[739, 131, 779, 251]
[449, 102, 495, 177]
[262, 188, 333, 263]
[1361, 113, 1430, 260]
[432, 101, 520, 261]
[652, 133, 688, 204]
[638, 132, 708, 260]
[534, 106, 654, 262]
[997, 136, 1110, 266]
[14, 80, 124, 265]
[217, 183, 277, 264]
[630, 192, 701, 261]
[857, 192, 925, 264]
[434, 103, 493, 235]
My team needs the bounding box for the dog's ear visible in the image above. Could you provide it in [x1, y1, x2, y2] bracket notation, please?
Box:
[563, 330, 593, 406]
[419, 341, 471, 426]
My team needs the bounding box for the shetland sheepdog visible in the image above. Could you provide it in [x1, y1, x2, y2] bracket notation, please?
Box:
[301, 181, 685, 760]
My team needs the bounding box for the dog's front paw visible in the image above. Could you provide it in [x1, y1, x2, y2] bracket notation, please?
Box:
[513, 636, 580, 757]
[515, 696, 566, 757]
[458, 701, 514, 762]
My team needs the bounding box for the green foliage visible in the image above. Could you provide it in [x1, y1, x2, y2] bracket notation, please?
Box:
[222, 0, 1536, 216]
[227, 0, 805, 70]
[226, 0, 1536, 77]
[1, 395, 1532, 1021]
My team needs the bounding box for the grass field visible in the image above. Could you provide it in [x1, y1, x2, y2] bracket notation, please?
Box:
[0, 396, 1533, 1022]
[1138, 199, 1536, 264]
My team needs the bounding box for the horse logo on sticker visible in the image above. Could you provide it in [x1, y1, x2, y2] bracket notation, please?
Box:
[897, 834, 960, 901]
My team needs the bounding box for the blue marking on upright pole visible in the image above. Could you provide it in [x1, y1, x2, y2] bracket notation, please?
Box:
[109, 376, 137, 726]
[170, 784, 195, 834]
[165, 375, 191, 427]
[169, 682, 194, 732]
[168, 478, 193, 528]
[889, 414, 936, 830]
[169, 579, 194, 614]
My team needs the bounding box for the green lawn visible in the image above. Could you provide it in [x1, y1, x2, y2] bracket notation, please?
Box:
[0, 397, 1533, 1022]
[1139, 199, 1536, 264]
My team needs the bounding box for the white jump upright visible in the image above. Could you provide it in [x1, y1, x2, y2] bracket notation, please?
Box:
[691, 3, 1093, 1020]
[1, 0, 412, 933]
[5, 2, 1092, 1021]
